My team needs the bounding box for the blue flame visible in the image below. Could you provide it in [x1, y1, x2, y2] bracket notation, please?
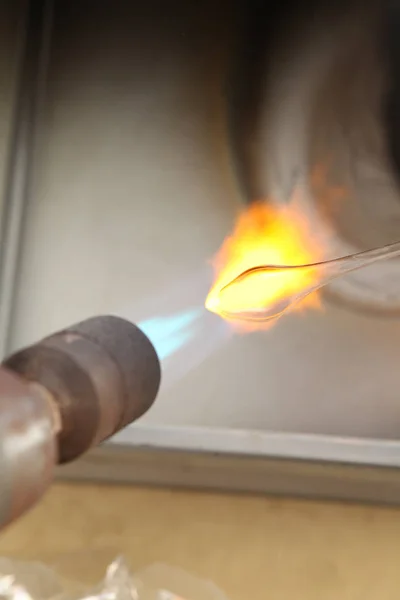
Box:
[139, 308, 202, 361]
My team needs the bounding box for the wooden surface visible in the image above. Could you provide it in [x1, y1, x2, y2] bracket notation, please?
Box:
[1, 483, 400, 599]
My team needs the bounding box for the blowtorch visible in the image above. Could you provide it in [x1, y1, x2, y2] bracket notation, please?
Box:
[0, 315, 161, 532]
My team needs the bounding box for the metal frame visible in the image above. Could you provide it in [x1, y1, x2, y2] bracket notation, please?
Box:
[0, 0, 53, 358]
[3, 0, 400, 505]
[59, 434, 400, 506]
[57, 424, 400, 505]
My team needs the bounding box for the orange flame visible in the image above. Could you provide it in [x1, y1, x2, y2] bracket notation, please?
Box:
[205, 196, 328, 331]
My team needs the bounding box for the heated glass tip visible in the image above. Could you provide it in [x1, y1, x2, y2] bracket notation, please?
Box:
[205, 296, 219, 314]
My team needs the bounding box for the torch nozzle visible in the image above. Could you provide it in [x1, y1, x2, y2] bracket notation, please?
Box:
[0, 315, 161, 531]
